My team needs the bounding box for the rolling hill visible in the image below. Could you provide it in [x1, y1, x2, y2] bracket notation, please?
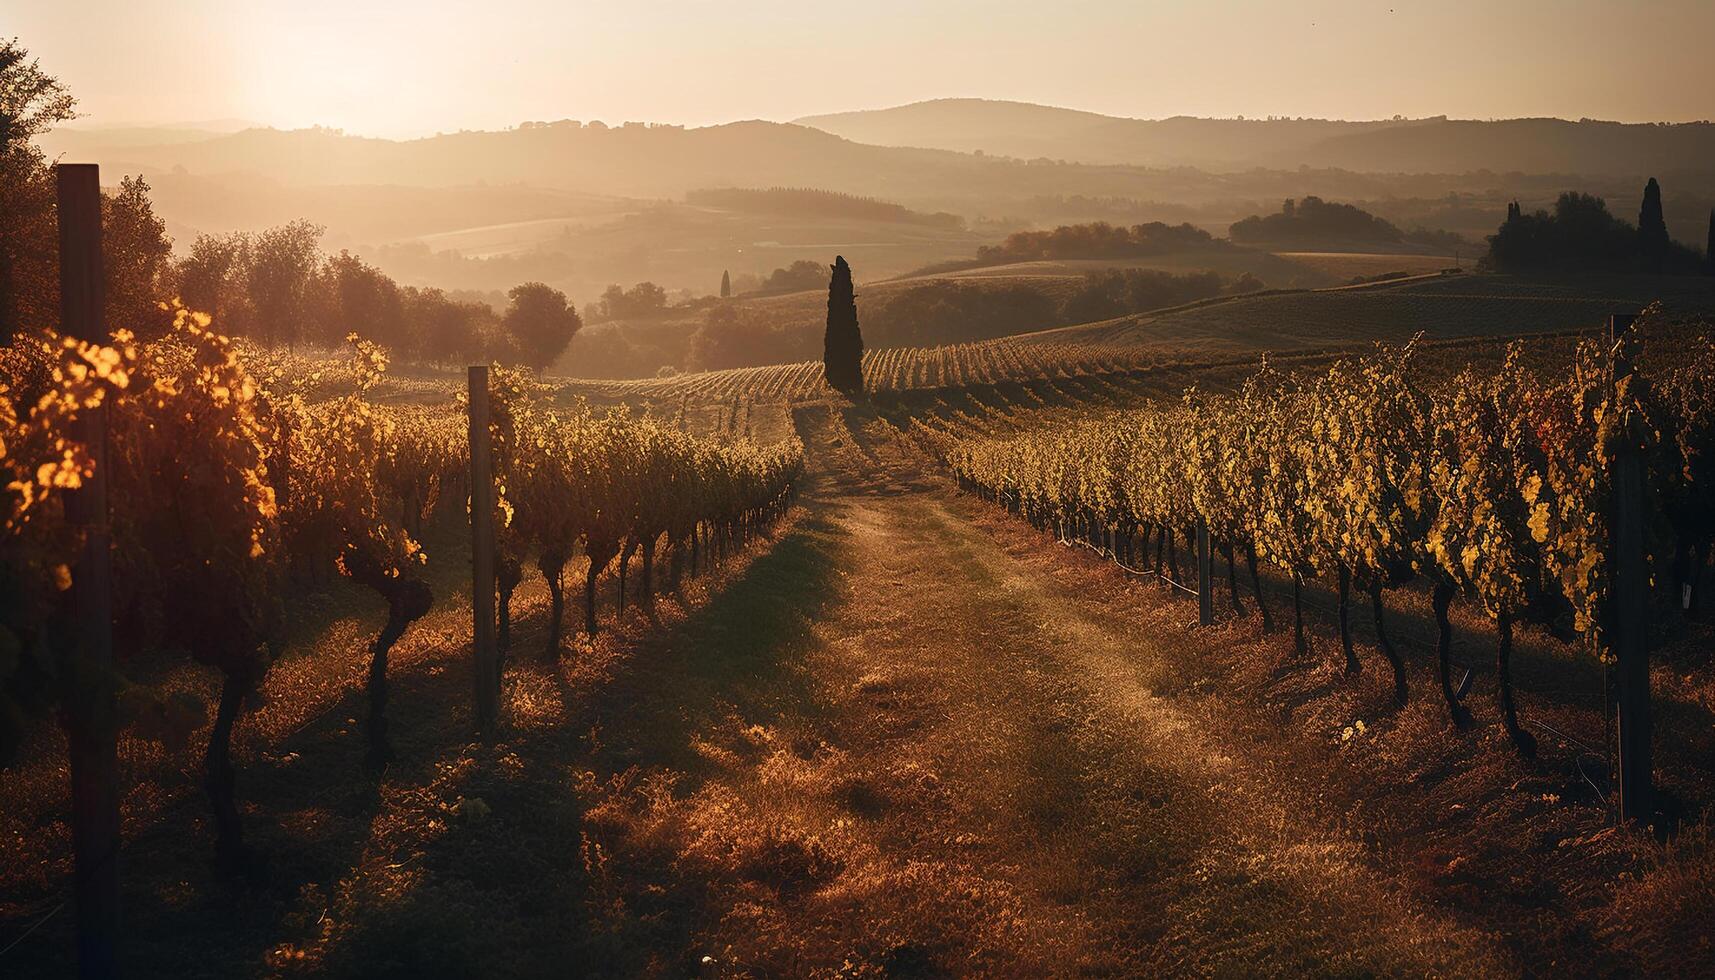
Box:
[50, 115, 1715, 276]
[796, 99, 1715, 176]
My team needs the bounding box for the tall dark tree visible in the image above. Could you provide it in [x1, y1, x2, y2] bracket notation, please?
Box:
[720, 269, 731, 299]
[823, 255, 863, 393]
[1638, 177, 1670, 273]
[1706, 209, 1715, 275]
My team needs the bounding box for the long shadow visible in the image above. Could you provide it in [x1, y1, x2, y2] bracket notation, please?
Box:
[295, 514, 850, 978]
[1, 505, 835, 975]
[311, 570, 843, 980]
[566, 512, 846, 787]
[0, 645, 492, 978]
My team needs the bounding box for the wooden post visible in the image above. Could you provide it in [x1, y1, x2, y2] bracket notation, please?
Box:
[1196, 518, 1213, 626]
[57, 163, 121, 979]
[469, 366, 499, 731]
[1608, 312, 1652, 823]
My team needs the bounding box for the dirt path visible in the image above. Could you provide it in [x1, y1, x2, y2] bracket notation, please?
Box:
[596, 401, 1517, 975]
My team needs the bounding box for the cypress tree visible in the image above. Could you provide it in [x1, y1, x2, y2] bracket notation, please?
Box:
[1638, 177, 1669, 273]
[1706, 209, 1714, 275]
[720, 269, 731, 298]
[823, 255, 864, 393]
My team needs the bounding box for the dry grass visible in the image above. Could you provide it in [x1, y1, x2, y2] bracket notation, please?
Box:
[950, 476, 1715, 978]
[1272, 251, 1456, 282]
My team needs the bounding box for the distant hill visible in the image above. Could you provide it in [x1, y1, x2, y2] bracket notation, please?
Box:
[45, 118, 1715, 245]
[40, 121, 989, 198]
[796, 99, 1410, 168]
[685, 187, 963, 229]
[40, 113, 1715, 310]
[796, 99, 1715, 176]
[34, 119, 261, 156]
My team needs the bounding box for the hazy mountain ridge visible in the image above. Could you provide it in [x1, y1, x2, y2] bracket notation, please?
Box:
[42, 120, 978, 197]
[796, 98, 1715, 175]
[47, 117, 1715, 242]
[36, 107, 1714, 311]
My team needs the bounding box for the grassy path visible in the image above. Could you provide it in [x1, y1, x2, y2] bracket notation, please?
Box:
[601, 402, 1513, 975]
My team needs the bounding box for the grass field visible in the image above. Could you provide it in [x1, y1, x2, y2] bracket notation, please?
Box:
[888, 250, 1332, 288]
[1272, 250, 1462, 281]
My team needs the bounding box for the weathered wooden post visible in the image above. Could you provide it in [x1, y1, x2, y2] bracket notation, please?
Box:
[1196, 518, 1214, 626]
[57, 163, 121, 979]
[1607, 312, 1652, 823]
[469, 366, 499, 730]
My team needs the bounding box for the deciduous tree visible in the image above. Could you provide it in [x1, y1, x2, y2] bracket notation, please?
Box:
[245, 220, 323, 347]
[177, 232, 250, 331]
[0, 39, 76, 341]
[503, 281, 582, 371]
[102, 175, 173, 339]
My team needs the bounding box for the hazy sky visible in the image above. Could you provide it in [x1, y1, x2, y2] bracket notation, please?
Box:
[12, 0, 1715, 138]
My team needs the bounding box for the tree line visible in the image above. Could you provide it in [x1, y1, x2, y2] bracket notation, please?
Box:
[973, 220, 1236, 265]
[0, 41, 582, 372]
[1229, 196, 1467, 251]
[173, 221, 576, 368]
[1484, 178, 1714, 276]
[686, 187, 964, 230]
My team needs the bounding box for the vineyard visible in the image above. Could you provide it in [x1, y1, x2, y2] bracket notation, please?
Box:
[551, 273, 1715, 409]
[0, 276, 804, 900]
[560, 333, 1531, 406]
[14, 3, 1715, 970]
[9, 301, 1715, 976]
[940, 309, 1714, 792]
[10, 180, 1715, 980]
[557, 338, 1167, 403]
